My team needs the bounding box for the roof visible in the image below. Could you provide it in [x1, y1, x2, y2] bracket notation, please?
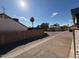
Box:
[0, 13, 12, 19]
[0, 13, 27, 32]
[71, 7, 79, 15]
[0, 13, 27, 28]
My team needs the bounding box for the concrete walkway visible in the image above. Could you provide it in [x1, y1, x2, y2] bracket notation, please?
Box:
[69, 38, 74, 58]
[1, 31, 73, 58]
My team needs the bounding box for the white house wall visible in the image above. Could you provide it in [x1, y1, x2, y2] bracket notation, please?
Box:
[0, 15, 27, 32]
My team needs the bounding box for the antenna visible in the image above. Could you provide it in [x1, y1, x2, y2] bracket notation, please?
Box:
[2, 6, 6, 14]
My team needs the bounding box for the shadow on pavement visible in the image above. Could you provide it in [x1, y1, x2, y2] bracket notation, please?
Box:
[0, 33, 49, 55]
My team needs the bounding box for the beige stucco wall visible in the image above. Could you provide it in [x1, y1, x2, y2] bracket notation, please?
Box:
[0, 15, 27, 32]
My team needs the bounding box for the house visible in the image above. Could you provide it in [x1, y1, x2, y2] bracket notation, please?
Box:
[71, 7, 79, 28]
[71, 7, 79, 57]
[49, 24, 61, 31]
[0, 13, 27, 32]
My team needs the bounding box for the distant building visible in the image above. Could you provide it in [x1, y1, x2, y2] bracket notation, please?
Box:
[0, 13, 27, 32]
[49, 24, 61, 31]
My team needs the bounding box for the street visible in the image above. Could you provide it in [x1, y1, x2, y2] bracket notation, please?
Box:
[1, 31, 73, 58]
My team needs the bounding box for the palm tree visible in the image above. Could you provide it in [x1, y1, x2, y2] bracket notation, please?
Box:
[30, 17, 34, 28]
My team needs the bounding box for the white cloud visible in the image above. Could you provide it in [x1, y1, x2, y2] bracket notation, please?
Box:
[60, 23, 73, 26]
[19, 17, 29, 22]
[51, 12, 59, 17]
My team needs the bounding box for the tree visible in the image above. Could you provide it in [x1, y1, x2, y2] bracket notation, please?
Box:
[30, 17, 34, 28]
[40, 23, 49, 31]
[62, 25, 69, 31]
[53, 23, 60, 26]
[36, 25, 40, 29]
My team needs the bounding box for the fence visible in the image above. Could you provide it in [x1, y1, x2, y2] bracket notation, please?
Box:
[0, 29, 44, 45]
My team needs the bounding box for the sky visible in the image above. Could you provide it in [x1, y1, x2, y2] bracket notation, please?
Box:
[0, 0, 79, 27]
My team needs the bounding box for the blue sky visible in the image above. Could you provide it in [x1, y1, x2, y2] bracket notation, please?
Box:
[0, 0, 79, 27]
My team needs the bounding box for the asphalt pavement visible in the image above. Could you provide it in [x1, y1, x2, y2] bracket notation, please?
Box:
[1, 31, 73, 58]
